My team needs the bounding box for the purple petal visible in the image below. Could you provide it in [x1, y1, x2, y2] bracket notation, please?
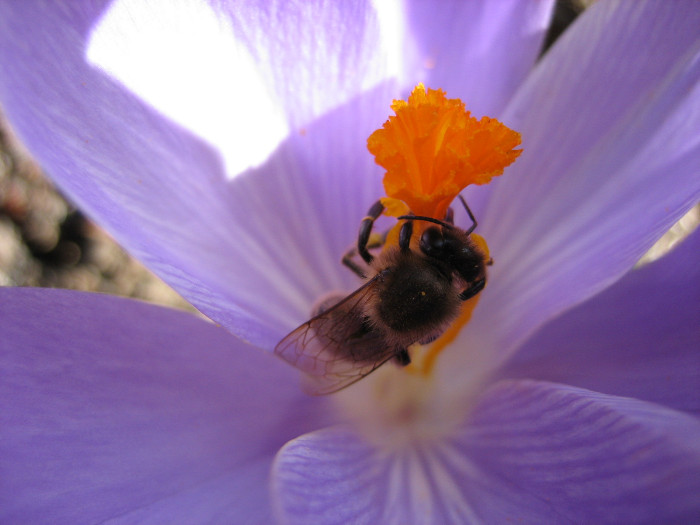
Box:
[0, 288, 331, 523]
[108, 458, 274, 524]
[452, 0, 700, 371]
[272, 427, 386, 524]
[0, 2, 400, 348]
[274, 425, 489, 524]
[459, 380, 700, 523]
[273, 380, 700, 524]
[208, 1, 399, 129]
[403, 0, 554, 116]
[499, 227, 700, 414]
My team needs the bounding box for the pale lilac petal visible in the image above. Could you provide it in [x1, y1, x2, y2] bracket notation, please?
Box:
[274, 380, 700, 524]
[0, 2, 399, 348]
[108, 458, 273, 524]
[209, 1, 400, 129]
[448, 0, 700, 373]
[457, 380, 700, 523]
[0, 288, 331, 523]
[500, 227, 700, 414]
[273, 427, 386, 524]
[403, 0, 554, 116]
[274, 425, 487, 524]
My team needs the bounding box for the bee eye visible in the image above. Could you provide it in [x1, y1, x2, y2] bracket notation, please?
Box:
[420, 226, 444, 256]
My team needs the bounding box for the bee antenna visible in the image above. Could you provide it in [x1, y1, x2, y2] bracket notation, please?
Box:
[457, 194, 477, 234]
[396, 214, 455, 230]
[397, 195, 477, 233]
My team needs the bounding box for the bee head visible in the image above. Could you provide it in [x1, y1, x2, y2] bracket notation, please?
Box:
[418, 224, 484, 284]
[419, 225, 446, 258]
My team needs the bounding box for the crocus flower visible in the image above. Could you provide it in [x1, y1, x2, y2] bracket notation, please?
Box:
[1, 1, 699, 523]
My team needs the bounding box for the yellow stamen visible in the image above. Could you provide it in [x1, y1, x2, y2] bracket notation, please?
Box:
[368, 83, 522, 220]
[379, 197, 410, 218]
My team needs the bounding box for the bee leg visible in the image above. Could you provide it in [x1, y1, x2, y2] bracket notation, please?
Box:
[341, 253, 368, 278]
[358, 200, 386, 264]
[459, 278, 486, 301]
[444, 206, 454, 225]
[398, 219, 414, 251]
[457, 195, 478, 235]
[342, 231, 386, 278]
[395, 348, 411, 366]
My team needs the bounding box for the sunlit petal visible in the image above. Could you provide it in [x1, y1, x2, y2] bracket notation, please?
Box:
[403, 0, 554, 116]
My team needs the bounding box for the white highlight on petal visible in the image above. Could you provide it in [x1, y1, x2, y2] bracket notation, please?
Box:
[87, 0, 289, 178]
[426, 441, 481, 521]
[380, 442, 479, 523]
[335, 362, 481, 453]
[371, 0, 420, 86]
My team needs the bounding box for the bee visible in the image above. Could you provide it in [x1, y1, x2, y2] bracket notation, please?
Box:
[275, 195, 491, 395]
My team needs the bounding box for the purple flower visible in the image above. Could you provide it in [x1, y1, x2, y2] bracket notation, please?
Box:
[1, 1, 699, 523]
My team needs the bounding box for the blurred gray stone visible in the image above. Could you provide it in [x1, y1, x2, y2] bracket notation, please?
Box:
[0, 109, 194, 313]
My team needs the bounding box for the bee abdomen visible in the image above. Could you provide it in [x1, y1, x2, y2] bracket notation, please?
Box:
[373, 254, 461, 342]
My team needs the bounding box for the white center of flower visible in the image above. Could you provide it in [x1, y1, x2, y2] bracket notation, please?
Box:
[335, 362, 473, 451]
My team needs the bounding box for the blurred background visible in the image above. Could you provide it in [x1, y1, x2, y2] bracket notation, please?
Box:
[0, 110, 193, 311]
[0, 0, 696, 311]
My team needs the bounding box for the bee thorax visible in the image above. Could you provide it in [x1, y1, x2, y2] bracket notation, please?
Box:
[365, 250, 462, 347]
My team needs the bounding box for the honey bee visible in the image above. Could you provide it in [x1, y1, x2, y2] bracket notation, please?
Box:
[275, 196, 491, 395]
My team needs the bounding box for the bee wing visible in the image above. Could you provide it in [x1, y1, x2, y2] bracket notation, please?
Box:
[275, 275, 396, 395]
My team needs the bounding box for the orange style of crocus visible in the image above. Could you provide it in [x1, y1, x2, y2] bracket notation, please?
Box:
[367, 83, 522, 221]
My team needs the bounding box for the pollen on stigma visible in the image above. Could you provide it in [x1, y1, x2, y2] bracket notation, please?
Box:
[368, 83, 521, 220]
[367, 83, 522, 374]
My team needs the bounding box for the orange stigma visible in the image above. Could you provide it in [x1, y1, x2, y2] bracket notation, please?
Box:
[367, 83, 522, 219]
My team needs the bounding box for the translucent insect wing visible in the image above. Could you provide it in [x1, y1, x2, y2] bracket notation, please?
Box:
[275, 276, 395, 395]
